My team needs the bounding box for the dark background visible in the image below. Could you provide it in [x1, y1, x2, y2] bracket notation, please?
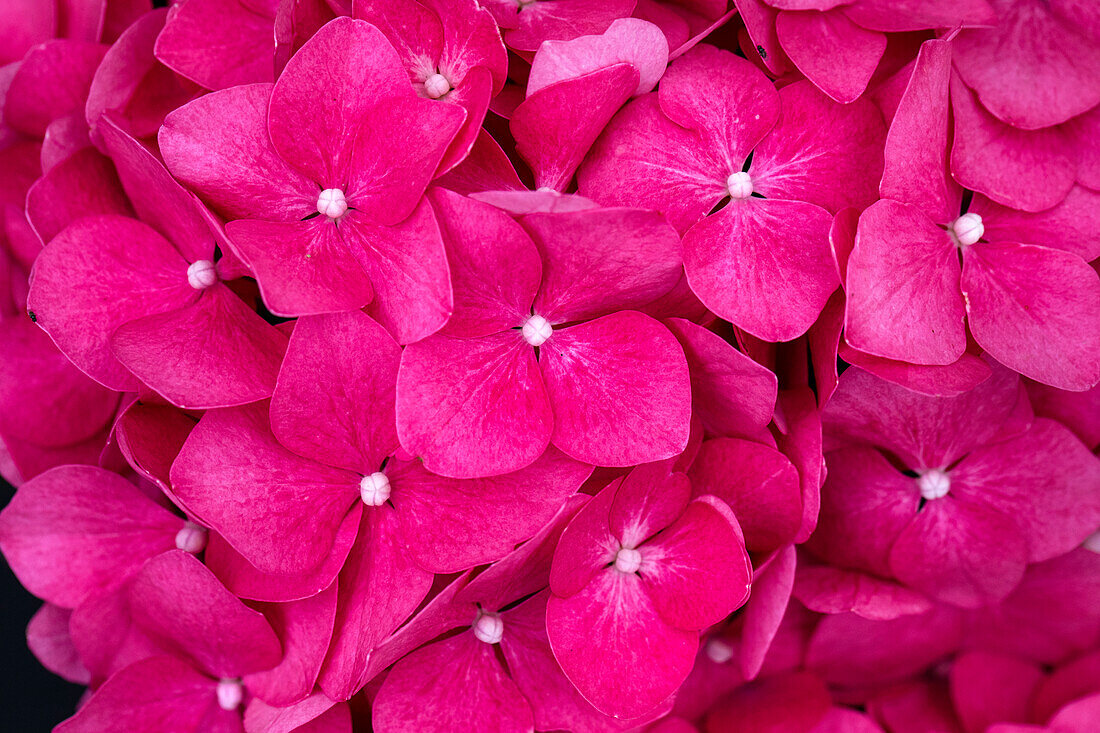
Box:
[1, 475, 85, 731]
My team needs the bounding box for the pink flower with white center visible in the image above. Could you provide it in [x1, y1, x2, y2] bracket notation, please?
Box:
[846, 39, 1100, 391]
[396, 189, 691, 478]
[355, 0, 508, 173]
[546, 461, 752, 718]
[811, 364, 1100, 608]
[580, 44, 885, 341]
[159, 18, 465, 342]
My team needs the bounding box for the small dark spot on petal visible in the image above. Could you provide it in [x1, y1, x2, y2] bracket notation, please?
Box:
[757, 45, 767, 59]
[27, 310, 36, 322]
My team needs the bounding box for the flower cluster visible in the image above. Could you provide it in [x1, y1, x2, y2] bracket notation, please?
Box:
[1, 0, 1098, 731]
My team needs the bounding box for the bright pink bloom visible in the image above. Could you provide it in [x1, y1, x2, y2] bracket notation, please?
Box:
[580, 44, 884, 340]
[814, 364, 1100, 608]
[355, 0, 508, 173]
[27, 118, 288, 408]
[480, 0, 636, 54]
[396, 189, 690, 477]
[160, 18, 464, 340]
[546, 461, 752, 718]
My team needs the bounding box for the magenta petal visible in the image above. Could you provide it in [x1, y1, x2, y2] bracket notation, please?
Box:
[25, 147, 133, 246]
[271, 310, 399, 472]
[129, 550, 282, 678]
[27, 603, 90, 685]
[224, 218, 373, 317]
[578, 94, 729, 233]
[528, 17, 669, 97]
[373, 630, 533, 733]
[526, 207, 682, 323]
[267, 17, 411, 186]
[244, 585, 337, 707]
[971, 187, 1100, 263]
[640, 496, 752, 629]
[512, 63, 639, 191]
[0, 465, 181, 608]
[488, 0, 636, 53]
[609, 461, 691, 549]
[69, 580, 169, 686]
[4, 40, 105, 137]
[170, 403, 360, 575]
[839, 343, 994, 398]
[155, 0, 276, 89]
[658, 44, 779, 163]
[344, 202, 452, 345]
[541, 311, 691, 466]
[112, 285, 287, 409]
[751, 80, 885, 212]
[794, 565, 933, 620]
[396, 330, 551, 478]
[547, 569, 697, 718]
[0, 0, 54, 65]
[878, 38, 959, 223]
[435, 128, 525, 195]
[962, 242, 1100, 391]
[54, 656, 216, 733]
[688, 438, 801, 554]
[950, 78, 1074, 213]
[889, 498, 1027, 608]
[27, 215, 195, 392]
[159, 83, 316, 222]
[950, 651, 1043, 733]
[841, 0, 994, 31]
[775, 10, 885, 104]
[427, 188, 540, 338]
[550, 480, 620, 600]
[665, 318, 777, 438]
[684, 197, 837, 341]
[245, 694, 350, 733]
[739, 545, 796, 680]
[1026, 380, 1100, 451]
[845, 199, 965, 364]
[806, 447, 918, 577]
[951, 419, 1100, 563]
[705, 671, 832, 733]
[951, 0, 1100, 129]
[389, 447, 591, 573]
[320, 506, 432, 701]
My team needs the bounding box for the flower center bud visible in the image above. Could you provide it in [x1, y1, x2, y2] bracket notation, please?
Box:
[186, 260, 217, 290]
[175, 521, 208, 554]
[950, 213, 984, 246]
[705, 638, 734, 664]
[918, 468, 950, 501]
[216, 679, 243, 711]
[473, 611, 503, 644]
[522, 314, 553, 346]
[317, 188, 348, 219]
[424, 73, 452, 99]
[1084, 530, 1100, 554]
[614, 547, 642, 574]
[726, 171, 753, 199]
[360, 472, 391, 506]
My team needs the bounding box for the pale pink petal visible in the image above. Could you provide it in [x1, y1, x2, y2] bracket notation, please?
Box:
[962, 242, 1100, 391]
[427, 187, 540, 338]
[684, 197, 837, 341]
[155, 0, 276, 89]
[950, 77, 1074, 213]
[528, 18, 669, 96]
[751, 80, 885, 212]
[388, 447, 591, 573]
[775, 10, 885, 104]
[169, 403, 360, 575]
[794, 565, 934, 620]
[547, 569, 697, 719]
[845, 199, 965, 364]
[878, 38, 960, 223]
[129, 550, 282, 677]
[0, 465, 181, 608]
[541, 311, 691, 466]
[27, 603, 90, 685]
[271, 310, 400, 472]
[396, 331, 552, 478]
[512, 63, 639, 190]
[319, 507, 433, 701]
[526, 207, 682, 323]
[159, 83, 317, 222]
[665, 318, 777, 439]
[687, 438, 801, 554]
[373, 630, 533, 733]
